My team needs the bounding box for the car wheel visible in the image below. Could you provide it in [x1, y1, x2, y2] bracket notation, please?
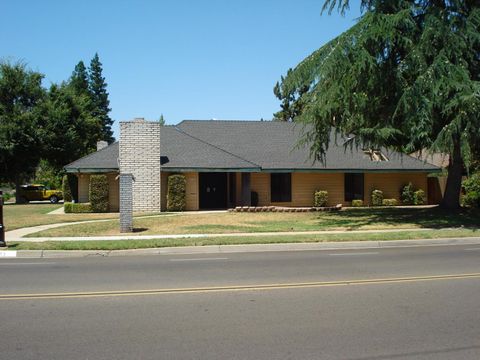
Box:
[49, 195, 59, 204]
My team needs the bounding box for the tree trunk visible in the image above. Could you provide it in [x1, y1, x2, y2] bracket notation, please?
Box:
[15, 176, 22, 204]
[440, 140, 463, 209]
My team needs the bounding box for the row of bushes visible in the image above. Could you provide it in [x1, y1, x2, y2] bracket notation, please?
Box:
[63, 174, 109, 213]
[314, 182, 426, 208]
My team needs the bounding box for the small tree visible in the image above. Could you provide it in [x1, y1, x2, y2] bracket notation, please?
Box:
[62, 175, 73, 202]
[89, 174, 109, 212]
[167, 174, 186, 211]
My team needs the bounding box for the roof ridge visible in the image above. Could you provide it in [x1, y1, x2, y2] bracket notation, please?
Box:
[179, 119, 276, 123]
[172, 126, 261, 168]
[64, 141, 118, 168]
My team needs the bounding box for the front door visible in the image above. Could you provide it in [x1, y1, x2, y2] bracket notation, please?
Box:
[199, 172, 227, 209]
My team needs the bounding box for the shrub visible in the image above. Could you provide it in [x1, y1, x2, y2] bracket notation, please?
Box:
[382, 198, 398, 206]
[62, 175, 72, 202]
[400, 182, 415, 205]
[64, 202, 92, 213]
[314, 190, 328, 207]
[462, 173, 480, 208]
[351, 199, 364, 207]
[167, 174, 186, 211]
[371, 189, 383, 206]
[251, 191, 259, 207]
[413, 189, 426, 205]
[89, 175, 109, 212]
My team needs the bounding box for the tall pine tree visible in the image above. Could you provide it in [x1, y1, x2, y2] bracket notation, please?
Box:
[70, 61, 89, 95]
[89, 53, 114, 143]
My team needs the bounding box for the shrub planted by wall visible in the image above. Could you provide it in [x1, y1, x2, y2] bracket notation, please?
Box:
[314, 190, 328, 207]
[382, 198, 398, 206]
[371, 189, 383, 206]
[89, 174, 109, 212]
[400, 182, 415, 205]
[351, 199, 364, 207]
[413, 189, 426, 205]
[62, 175, 72, 202]
[167, 174, 186, 211]
[64, 202, 93, 213]
[461, 173, 480, 208]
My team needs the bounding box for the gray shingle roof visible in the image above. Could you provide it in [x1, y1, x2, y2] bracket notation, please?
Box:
[65, 120, 440, 173]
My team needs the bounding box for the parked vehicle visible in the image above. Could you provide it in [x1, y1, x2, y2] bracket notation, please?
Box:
[18, 184, 63, 203]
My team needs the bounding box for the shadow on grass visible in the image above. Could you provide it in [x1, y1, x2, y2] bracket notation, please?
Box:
[316, 207, 480, 230]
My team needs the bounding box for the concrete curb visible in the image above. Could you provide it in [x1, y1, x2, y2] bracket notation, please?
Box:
[2, 236, 480, 258]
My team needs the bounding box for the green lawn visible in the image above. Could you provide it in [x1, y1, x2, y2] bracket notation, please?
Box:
[9, 228, 480, 250]
[26, 207, 480, 238]
[3, 203, 162, 231]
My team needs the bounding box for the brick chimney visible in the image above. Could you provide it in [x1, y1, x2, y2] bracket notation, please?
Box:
[119, 119, 161, 212]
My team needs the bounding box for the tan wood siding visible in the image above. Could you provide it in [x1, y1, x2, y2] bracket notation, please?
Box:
[291, 173, 344, 206]
[161, 171, 170, 211]
[107, 173, 119, 212]
[78, 174, 90, 203]
[251, 172, 344, 207]
[185, 172, 199, 210]
[251, 173, 270, 206]
[364, 172, 428, 205]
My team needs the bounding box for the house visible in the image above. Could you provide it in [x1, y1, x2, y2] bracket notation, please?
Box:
[64, 118, 441, 212]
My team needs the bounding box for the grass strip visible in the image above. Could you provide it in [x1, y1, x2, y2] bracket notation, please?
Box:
[8, 229, 479, 251]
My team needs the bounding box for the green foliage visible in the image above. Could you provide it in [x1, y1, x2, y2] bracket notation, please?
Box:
[70, 61, 89, 95]
[34, 159, 62, 189]
[41, 82, 102, 169]
[461, 173, 480, 208]
[2, 192, 12, 202]
[62, 175, 72, 202]
[351, 199, 364, 207]
[382, 198, 398, 206]
[413, 189, 426, 205]
[371, 189, 383, 206]
[89, 53, 113, 143]
[64, 202, 92, 213]
[401, 183, 415, 205]
[276, 0, 480, 208]
[159, 114, 166, 125]
[0, 61, 45, 191]
[89, 175, 109, 212]
[167, 174, 186, 211]
[314, 190, 329, 207]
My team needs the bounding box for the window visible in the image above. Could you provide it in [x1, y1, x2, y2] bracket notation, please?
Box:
[271, 173, 291, 202]
[344, 173, 364, 201]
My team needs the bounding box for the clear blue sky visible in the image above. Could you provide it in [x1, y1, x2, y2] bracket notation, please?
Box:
[2, 0, 361, 139]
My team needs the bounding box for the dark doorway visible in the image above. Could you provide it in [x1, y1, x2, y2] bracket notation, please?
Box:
[199, 172, 228, 209]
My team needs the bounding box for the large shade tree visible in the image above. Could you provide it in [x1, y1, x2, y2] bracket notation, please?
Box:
[276, 0, 480, 208]
[0, 61, 45, 202]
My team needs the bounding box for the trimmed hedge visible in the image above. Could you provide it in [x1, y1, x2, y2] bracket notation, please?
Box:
[167, 174, 186, 211]
[64, 202, 93, 213]
[314, 190, 328, 207]
[371, 189, 383, 206]
[62, 175, 72, 202]
[89, 175, 109, 212]
[413, 189, 426, 205]
[382, 198, 398, 206]
[351, 199, 364, 207]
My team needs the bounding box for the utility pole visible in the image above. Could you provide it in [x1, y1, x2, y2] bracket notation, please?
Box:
[0, 191, 6, 247]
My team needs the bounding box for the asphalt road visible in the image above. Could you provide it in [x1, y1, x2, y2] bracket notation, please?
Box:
[1, 244, 480, 359]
